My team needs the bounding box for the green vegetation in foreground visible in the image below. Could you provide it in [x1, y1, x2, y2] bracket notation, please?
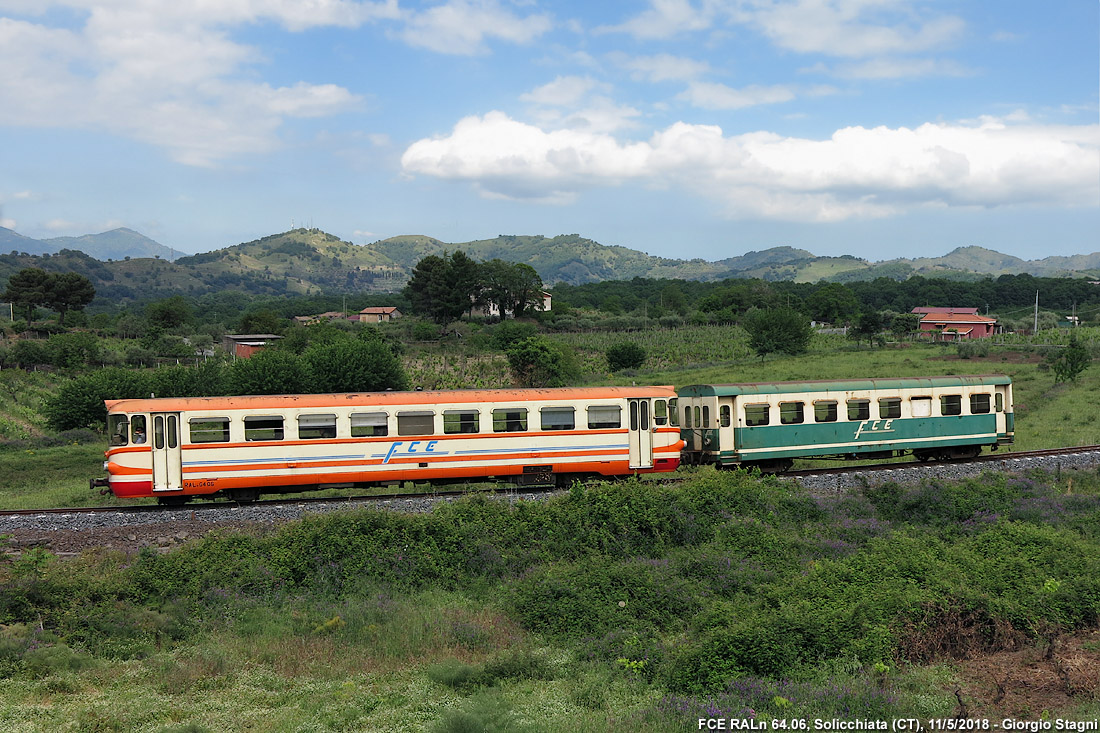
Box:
[1, 469, 1099, 730]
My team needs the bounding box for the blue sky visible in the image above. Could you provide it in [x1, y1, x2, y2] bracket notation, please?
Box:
[0, 0, 1097, 263]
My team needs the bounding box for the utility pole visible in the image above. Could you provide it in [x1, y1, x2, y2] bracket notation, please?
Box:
[1033, 291, 1038, 334]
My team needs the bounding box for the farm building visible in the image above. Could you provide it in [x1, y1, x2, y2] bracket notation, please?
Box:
[911, 307, 997, 340]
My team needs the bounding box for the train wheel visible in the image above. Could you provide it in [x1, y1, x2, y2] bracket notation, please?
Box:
[229, 488, 260, 503]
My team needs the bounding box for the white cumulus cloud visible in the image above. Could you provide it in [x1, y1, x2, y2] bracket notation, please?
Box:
[401, 112, 1100, 220]
[0, 1, 399, 165]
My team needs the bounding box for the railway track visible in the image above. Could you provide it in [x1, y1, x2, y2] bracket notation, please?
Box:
[2, 444, 1098, 524]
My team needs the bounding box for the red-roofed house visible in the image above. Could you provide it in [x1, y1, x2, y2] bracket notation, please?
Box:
[912, 308, 997, 340]
[356, 306, 402, 323]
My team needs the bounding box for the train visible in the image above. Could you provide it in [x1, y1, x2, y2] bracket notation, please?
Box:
[91, 386, 683, 503]
[91, 375, 1013, 504]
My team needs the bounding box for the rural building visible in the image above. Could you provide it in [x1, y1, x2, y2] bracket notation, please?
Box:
[356, 306, 403, 323]
[222, 334, 282, 358]
[911, 307, 997, 340]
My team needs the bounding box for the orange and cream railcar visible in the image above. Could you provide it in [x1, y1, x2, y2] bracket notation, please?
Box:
[96, 387, 684, 503]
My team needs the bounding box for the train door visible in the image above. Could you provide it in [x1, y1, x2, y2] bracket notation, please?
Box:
[994, 383, 1013, 441]
[718, 397, 735, 454]
[628, 399, 654, 469]
[151, 412, 184, 493]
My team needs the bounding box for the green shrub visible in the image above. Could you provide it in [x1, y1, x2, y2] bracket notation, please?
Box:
[227, 348, 309, 395]
[607, 341, 647, 371]
[41, 367, 152, 431]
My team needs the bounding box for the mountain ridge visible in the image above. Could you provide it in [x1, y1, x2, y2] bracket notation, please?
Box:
[2, 228, 1098, 306]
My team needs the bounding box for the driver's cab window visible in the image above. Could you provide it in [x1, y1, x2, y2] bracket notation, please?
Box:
[130, 415, 148, 445]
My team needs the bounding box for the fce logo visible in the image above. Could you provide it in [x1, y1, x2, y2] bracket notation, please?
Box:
[382, 440, 442, 464]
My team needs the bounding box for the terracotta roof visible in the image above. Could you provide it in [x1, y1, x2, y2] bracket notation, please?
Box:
[911, 307, 979, 315]
[359, 306, 399, 314]
[920, 312, 996, 324]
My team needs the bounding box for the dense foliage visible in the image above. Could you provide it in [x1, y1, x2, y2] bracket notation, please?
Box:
[743, 307, 813, 359]
[2, 268, 95, 324]
[1, 470, 1098, 726]
[606, 342, 647, 371]
[505, 335, 581, 387]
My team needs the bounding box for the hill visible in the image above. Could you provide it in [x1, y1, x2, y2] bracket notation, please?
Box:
[2, 228, 1098, 308]
[1, 226, 182, 261]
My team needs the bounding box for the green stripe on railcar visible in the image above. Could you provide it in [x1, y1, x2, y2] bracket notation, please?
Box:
[728, 414, 999, 463]
[678, 375, 1012, 399]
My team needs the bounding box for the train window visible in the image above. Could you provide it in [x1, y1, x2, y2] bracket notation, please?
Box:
[669, 398, 678, 427]
[995, 393, 1004, 412]
[720, 405, 731, 428]
[541, 407, 575, 431]
[684, 406, 692, 428]
[654, 400, 668, 426]
[911, 397, 932, 418]
[878, 398, 901, 419]
[694, 406, 702, 427]
[298, 413, 337, 439]
[847, 400, 870, 420]
[814, 401, 837, 423]
[154, 416, 165, 450]
[970, 394, 991, 414]
[190, 418, 230, 443]
[109, 415, 130, 446]
[492, 408, 527, 432]
[444, 410, 480, 434]
[702, 406, 711, 428]
[167, 416, 178, 450]
[745, 403, 770, 427]
[131, 415, 148, 445]
[351, 412, 388, 437]
[588, 405, 621, 429]
[397, 411, 435, 436]
[780, 402, 804, 425]
[940, 394, 962, 416]
[245, 416, 284, 441]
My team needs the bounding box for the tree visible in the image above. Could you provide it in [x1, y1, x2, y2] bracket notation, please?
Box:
[607, 342, 647, 371]
[404, 252, 480, 325]
[228, 349, 309, 395]
[2, 268, 52, 320]
[850, 311, 884, 347]
[890, 313, 923, 339]
[480, 259, 545, 320]
[304, 338, 408, 393]
[743, 308, 812, 359]
[1049, 336, 1092, 384]
[506, 336, 580, 387]
[237, 309, 283, 334]
[806, 283, 860, 324]
[147, 296, 194, 330]
[46, 272, 96, 325]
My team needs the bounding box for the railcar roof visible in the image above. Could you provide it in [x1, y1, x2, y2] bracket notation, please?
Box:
[105, 385, 677, 413]
[678, 375, 1011, 397]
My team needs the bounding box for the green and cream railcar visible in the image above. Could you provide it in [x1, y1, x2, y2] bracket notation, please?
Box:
[679, 375, 1013, 471]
